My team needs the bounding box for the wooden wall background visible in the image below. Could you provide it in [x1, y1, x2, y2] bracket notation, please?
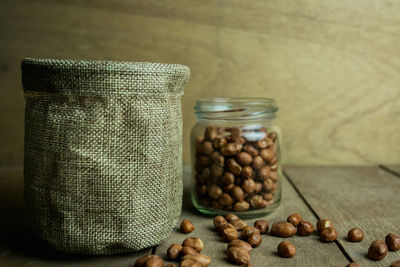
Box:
[0, 0, 399, 166]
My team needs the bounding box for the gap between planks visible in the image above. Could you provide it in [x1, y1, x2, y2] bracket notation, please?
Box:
[379, 165, 400, 179]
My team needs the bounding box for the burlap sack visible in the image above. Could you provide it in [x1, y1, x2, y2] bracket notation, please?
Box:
[21, 58, 190, 255]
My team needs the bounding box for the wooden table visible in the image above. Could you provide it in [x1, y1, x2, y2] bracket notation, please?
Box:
[1, 165, 399, 266]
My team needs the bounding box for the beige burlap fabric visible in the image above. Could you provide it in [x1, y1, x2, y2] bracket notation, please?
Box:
[21, 58, 190, 255]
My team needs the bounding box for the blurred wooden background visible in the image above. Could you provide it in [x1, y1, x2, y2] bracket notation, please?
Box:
[0, 0, 399, 166]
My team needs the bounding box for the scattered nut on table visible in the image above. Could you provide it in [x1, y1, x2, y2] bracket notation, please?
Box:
[368, 240, 388, 261]
[180, 219, 195, 234]
[385, 233, 400, 251]
[297, 221, 314, 236]
[316, 219, 333, 233]
[320, 227, 338, 243]
[287, 213, 302, 226]
[277, 241, 296, 258]
[253, 220, 269, 234]
[271, 222, 297, 237]
[347, 228, 364, 242]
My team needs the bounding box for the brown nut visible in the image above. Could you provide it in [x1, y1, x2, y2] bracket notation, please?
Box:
[247, 232, 262, 247]
[391, 260, 400, 267]
[243, 145, 258, 157]
[262, 179, 274, 192]
[207, 184, 222, 200]
[221, 143, 243, 156]
[222, 172, 235, 185]
[136, 255, 162, 267]
[255, 182, 262, 193]
[210, 151, 224, 167]
[182, 254, 211, 267]
[320, 227, 338, 242]
[165, 264, 178, 267]
[242, 179, 256, 194]
[202, 141, 214, 156]
[258, 166, 271, 181]
[197, 185, 207, 196]
[226, 159, 243, 175]
[211, 200, 222, 210]
[271, 222, 297, 237]
[255, 138, 268, 149]
[180, 258, 202, 267]
[180, 220, 195, 234]
[241, 166, 254, 179]
[277, 241, 296, 258]
[230, 219, 248, 231]
[204, 126, 217, 141]
[270, 171, 278, 182]
[385, 233, 400, 251]
[347, 228, 364, 242]
[223, 226, 239, 242]
[167, 243, 183, 260]
[219, 193, 234, 206]
[316, 219, 334, 233]
[234, 201, 250, 212]
[252, 156, 265, 169]
[228, 239, 253, 253]
[346, 263, 361, 267]
[134, 255, 151, 267]
[268, 132, 278, 141]
[180, 246, 199, 257]
[182, 237, 204, 253]
[237, 152, 253, 166]
[213, 215, 228, 231]
[211, 163, 224, 178]
[241, 226, 260, 239]
[240, 264, 255, 267]
[254, 220, 269, 234]
[231, 186, 245, 201]
[225, 213, 240, 222]
[213, 137, 228, 149]
[287, 213, 302, 226]
[196, 156, 211, 167]
[297, 221, 314, 236]
[368, 240, 388, 261]
[249, 194, 265, 209]
[227, 246, 250, 265]
[260, 149, 275, 162]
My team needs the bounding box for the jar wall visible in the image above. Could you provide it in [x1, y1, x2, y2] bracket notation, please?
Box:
[190, 119, 282, 218]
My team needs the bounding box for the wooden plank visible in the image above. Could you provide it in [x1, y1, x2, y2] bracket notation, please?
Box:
[154, 167, 349, 266]
[1, 0, 400, 167]
[285, 166, 400, 266]
[0, 167, 151, 267]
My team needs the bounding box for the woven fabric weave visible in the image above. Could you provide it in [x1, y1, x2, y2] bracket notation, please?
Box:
[21, 58, 190, 255]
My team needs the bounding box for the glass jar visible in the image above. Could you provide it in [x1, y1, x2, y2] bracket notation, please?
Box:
[190, 98, 282, 217]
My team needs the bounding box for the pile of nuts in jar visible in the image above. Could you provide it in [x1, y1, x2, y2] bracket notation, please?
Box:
[194, 125, 279, 212]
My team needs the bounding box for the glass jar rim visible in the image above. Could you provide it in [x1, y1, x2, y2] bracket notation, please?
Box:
[195, 97, 278, 121]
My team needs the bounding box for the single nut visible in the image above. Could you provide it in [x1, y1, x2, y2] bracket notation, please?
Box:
[182, 254, 211, 267]
[221, 143, 243, 156]
[260, 149, 275, 162]
[346, 263, 361, 267]
[252, 156, 265, 169]
[228, 239, 253, 253]
[258, 165, 271, 181]
[320, 227, 338, 242]
[268, 132, 278, 141]
[231, 186, 245, 201]
[255, 138, 268, 149]
[262, 179, 274, 192]
[143, 255, 163, 267]
[167, 243, 183, 260]
[197, 185, 207, 196]
[207, 184, 223, 200]
[277, 241, 296, 258]
[391, 260, 400, 267]
[242, 179, 256, 194]
[297, 221, 314, 236]
[211, 163, 224, 178]
[237, 152, 253, 166]
[254, 220, 269, 234]
[204, 125, 217, 141]
[134, 255, 151, 267]
[316, 219, 333, 233]
[270, 171, 278, 182]
[262, 192, 273, 201]
[243, 145, 258, 157]
[180, 220, 195, 234]
[271, 222, 297, 237]
[223, 226, 239, 242]
[202, 141, 214, 156]
[224, 183, 235, 192]
[211, 200, 222, 210]
[210, 151, 224, 167]
[225, 213, 240, 222]
[368, 240, 388, 261]
[247, 232, 262, 247]
[227, 247, 250, 265]
[255, 182, 262, 193]
[219, 193, 234, 206]
[182, 237, 204, 253]
[234, 201, 250, 212]
[385, 233, 400, 251]
[241, 226, 260, 239]
[287, 213, 302, 226]
[180, 258, 202, 267]
[213, 215, 228, 231]
[196, 156, 211, 167]
[230, 219, 248, 231]
[222, 172, 235, 185]
[249, 194, 265, 209]
[347, 228, 364, 242]
[180, 246, 199, 257]
[241, 166, 254, 179]
[226, 159, 243, 175]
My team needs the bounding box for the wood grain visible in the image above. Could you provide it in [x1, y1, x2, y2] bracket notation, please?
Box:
[154, 167, 349, 266]
[0, 167, 151, 267]
[1, 0, 400, 166]
[285, 166, 400, 266]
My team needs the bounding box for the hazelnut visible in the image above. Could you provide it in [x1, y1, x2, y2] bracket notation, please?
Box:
[243, 145, 258, 157]
[254, 220, 269, 234]
[241, 166, 254, 179]
[134, 255, 151, 267]
[391, 260, 400, 267]
[262, 192, 273, 201]
[219, 193, 234, 206]
[241, 226, 260, 239]
[231, 186, 245, 201]
[262, 179, 274, 192]
[268, 132, 278, 141]
[204, 125, 217, 141]
[234, 201, 250, 212]
[271, 222, 297, 237]
[213, 137, 228, 149]
[297, 221, 314, 236]
[223, 183, 235, 192]
[320, 227, 338, 242]
[260, 149, 275, 162]
[252, 156, 265, 169]
[237, 152, 253, 166]
[196, 185, 207, 196]
[207, 184, 222, 200]
[223, 226, 239, 242]
[230, 219, 248, 231]
[180, 246, 199, 257]
[180, 220, 195, 234]
[255, 182, 262, 193]
[221, 172, 235, 185]
[226, 158, 242, 175]
[287, 213, 302, 226]
[368, 240, 388, 261]
[316, 219, 333, 233]
[167, 243, 183, 260]
[210, 151, 224, 167]
[182, 237, 204, 253]
[242, 179, 256, 194]
[145, 255, 163, 267]
[255, 139, 268, 149]
[228, 239, 253, 253]
[221, 143, 243, 156]
[258, 166, 271, 181]
[277, 241, 296, 258]
[249, 194, 266, 209]
[211, 200, 222, 210]
[197, 156, 211, 167]
[202, 141, 214, 156]
[213, 215, 227, 231]
[347, 228, 364, 242]
[227, 247, 250, 265]
[270, 171, 278, 182]
[181, 254, 211, 267]
[210, 163, 224, 178]
[225, 213, 240, 222]
[247, 232, 262, 247]
[385, 233, 400, 251]
[180, 258, 202, 267]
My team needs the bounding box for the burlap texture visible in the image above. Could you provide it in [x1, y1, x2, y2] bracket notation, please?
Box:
[21, 58, 190, 255]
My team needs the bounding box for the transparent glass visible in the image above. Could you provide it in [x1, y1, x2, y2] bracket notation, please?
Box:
[190, 98, 282, 218]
